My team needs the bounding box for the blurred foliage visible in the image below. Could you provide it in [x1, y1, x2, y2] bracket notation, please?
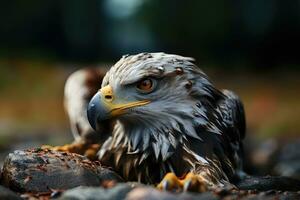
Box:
[0, 60, 68, 131]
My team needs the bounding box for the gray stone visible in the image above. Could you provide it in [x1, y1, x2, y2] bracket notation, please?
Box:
[126, 187, 176, 200]
[273, 139, 300, 179]
[126, 187, 219, 200]
[236, 176, 300, 191]
[243, 137, 279, 176]
[59, 183, 141, 200]
[0, 185, 22, 200]
[1, 148, 123, 193]
[60, 185, 220, 200]
[235, 191, 300, 200]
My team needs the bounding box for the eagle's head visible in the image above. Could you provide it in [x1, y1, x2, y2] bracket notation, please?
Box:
[87, 52, 221, 162]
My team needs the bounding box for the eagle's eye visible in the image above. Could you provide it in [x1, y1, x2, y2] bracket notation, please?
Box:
[136, 78, 154, 93]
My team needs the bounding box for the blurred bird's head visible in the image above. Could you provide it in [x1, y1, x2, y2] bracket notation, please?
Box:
[87, 53, 221, 160]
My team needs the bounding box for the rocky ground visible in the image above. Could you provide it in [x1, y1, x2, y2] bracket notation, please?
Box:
[0, 138, 300, 200]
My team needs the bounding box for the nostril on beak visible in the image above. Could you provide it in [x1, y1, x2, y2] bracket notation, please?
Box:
[104, 95, 113, 102]
[101, 85, 114, 102]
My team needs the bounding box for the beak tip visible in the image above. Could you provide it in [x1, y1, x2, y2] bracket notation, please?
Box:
[87, 93, 101, 131]
[87, 103, 97, 130]
[87, 92, 110, 131]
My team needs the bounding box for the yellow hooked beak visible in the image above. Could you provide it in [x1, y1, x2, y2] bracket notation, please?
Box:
[87, 85, 150, 129]
[93, 84, 150, 117]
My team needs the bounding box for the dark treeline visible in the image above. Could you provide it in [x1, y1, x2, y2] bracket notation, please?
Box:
[0, 0, 299, 69]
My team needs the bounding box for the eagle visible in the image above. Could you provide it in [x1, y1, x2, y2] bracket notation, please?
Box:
[61, 52, 246, 192]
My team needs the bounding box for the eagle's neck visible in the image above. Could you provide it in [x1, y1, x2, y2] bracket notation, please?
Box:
[100, 100, 211, 163]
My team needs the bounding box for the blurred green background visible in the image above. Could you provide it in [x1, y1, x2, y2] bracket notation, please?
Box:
[0, 0, 300, 163]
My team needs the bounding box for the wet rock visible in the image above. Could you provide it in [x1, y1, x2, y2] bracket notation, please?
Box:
[60, 184, 220, 200]
[0, 185, 22, 200]
[1, 148, 123, 193]
[1, 145, 300, 199]
[273, 139, 300, 179]
[238, 191, 300, 200]
[236, 176, 300, 191]
[126, 187, 219, 200]
[59, 183, 141, 200]
[243, 137, 279, 176]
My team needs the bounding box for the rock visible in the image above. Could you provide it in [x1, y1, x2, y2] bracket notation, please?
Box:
[59, 184, 220, 200]
[0, 185, 22, 200]
[236, 191, 300, 200]
[243, 137, 279, 176]
[236, 176, 300, 191]
[59, 183, 141, 200]
[2, 146, 300, 199]
[1, 148, 123, 193]
[273, 139, 300, 179]
[126, 187, 219, 200]
[58, 185, 300, 200]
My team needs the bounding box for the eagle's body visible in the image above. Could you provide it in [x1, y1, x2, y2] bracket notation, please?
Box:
[64, 53, 245, 187]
